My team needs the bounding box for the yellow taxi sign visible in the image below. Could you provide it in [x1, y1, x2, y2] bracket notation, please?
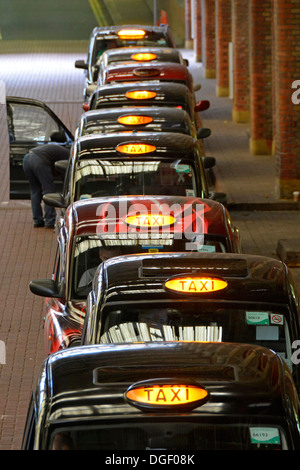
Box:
[116, 143, 156, 154]
[117, 115, 153, 126]
[125, 213, 176, 228]
[131, 52, 157, 61]
[126, 383, 209, 410]
[118, 29, 146, 39]
[125, 90, 157, 100]
[165, 276, 228, 294]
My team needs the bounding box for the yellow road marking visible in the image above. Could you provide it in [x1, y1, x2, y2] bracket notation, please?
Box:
[88, 0, 108, 26]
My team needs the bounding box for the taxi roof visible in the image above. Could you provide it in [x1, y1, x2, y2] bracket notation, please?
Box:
[89, 81, 193, 110]
[37, 341, 290, 422]
[74, 131, 198, 160]
[64, 196, 229, 238]
[102, 61, 190, 84]
[92, 24, 172, 37]
[99, 47, 184, 64]
[77, 106, 193, 136]
[99, 251, 291, 305]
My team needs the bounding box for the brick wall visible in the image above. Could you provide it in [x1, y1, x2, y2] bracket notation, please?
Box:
[194, 0, 202, 62]
[215, 0, 232, 97]
[185, 0, 193, 48]
[232, 0, 250, 122]
[202, 0, 216, 78]
[249, 0, 273, 155]
[273, 0, 300, 198]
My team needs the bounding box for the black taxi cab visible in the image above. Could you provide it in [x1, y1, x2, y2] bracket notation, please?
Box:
[43, 132, 226, 210]
[7, 96, 73, 199]
[89, 46, 193, 99]
[87, 81, 210, 131]
[81, 251, 300, 394]
[74, 106, 211, 145]
[22, 341, 300, 450]
[75, 24, 177, 102]
[29, 195, 240, 355]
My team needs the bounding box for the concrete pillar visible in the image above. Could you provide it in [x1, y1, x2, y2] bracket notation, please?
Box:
[185, 0, 194, 48]
[273, 0, 300, 198]
[249, 0, 273, 155]
[215, 0, 232, 97]
[202, 0, 216, 78]
[194, 0, 202, 62]
[232, 0, 250, 123]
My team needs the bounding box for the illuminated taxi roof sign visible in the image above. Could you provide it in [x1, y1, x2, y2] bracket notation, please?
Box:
[118, 29, 146, 39]
[165, 276, 228, 294]
[126, 381, 209, 411]
[117, 115, 153, 126]
[116, 142, 156, 155]
[131, 52, 157, 61]
[125, 90, 157, 100]
[125, 213, 176, 228]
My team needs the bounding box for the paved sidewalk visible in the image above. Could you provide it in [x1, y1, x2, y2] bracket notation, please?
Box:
[0, 41, 300, 450]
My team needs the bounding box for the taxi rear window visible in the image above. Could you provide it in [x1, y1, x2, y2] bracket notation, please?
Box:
[74, 159, 198, 200]
[98, 302, 293, 370]
[49, 422, 288, 450]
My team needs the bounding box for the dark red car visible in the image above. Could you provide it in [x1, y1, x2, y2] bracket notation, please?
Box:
[97, 61, 196, 93]
[29, 195, 241, 355]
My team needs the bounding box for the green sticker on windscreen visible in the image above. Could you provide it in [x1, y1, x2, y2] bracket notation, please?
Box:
[250, 427, 280, 445]
[175, 164, 190, 173]
[246, 312, 269, 325]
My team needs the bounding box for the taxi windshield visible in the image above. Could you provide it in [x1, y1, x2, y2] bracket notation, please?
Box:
[71, 237, 228, 300]
[74, 159, 198, 200]
[98, 302, 293, 370]
[49, 422, 288, 450]
[93, 35, 170, 65]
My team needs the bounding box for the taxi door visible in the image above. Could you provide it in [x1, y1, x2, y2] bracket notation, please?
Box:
[7, 96, 74, 199]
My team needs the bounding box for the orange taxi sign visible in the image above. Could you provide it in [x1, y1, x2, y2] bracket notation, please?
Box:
[125, 213, 176, 228]
[118, 29, 146, 39]
[126, 383, 209, 410]
[165, 276, 228, 294]
[117, 115, 153, 126]
[131, 53, 157, 61]
[125, 90, 157, 100]
[116, 143, 156, 154]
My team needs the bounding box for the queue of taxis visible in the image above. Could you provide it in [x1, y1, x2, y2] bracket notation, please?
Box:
[22, 342, 300, 450]
[29, 195, 241, 355]
[74, 24, 177, 102]
[22, 23, 300, 450]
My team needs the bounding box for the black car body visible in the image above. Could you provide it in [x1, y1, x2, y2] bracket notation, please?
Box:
[74, 106, 211, 144]
[22, 341, 300, 450]
[7, 96, 73, 199]
[87, 81, 209, 132]
[75, 24, 177, 101]
[28, 195, 240, 355]
[44, 132, 225, 210]
[82, 251, 300, 393]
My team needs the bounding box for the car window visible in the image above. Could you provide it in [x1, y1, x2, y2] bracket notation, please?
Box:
[48, 423, 289, 450]
[98, 302, 293, 371]
[74, 159, 198, 200]
[7, 102, 61, 142]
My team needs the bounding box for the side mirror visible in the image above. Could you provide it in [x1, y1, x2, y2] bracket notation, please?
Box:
[86, 84, 97, 96]
[195, 100, 210, 112]
[29, 279, 62, 298]
[203, 156, 216, 169]
[83, 102, 90, 111]
[43, 193, 67, 208]
[209, 191, 227, 205]
[75, 60, 88, 70]
[54, 160, 68, 174]
[193, 83, 202, 92]
[197, 128, 211, 140]
[183, 59, 189, 67]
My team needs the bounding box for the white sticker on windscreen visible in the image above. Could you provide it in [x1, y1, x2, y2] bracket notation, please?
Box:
[250, 427, 280, 445]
